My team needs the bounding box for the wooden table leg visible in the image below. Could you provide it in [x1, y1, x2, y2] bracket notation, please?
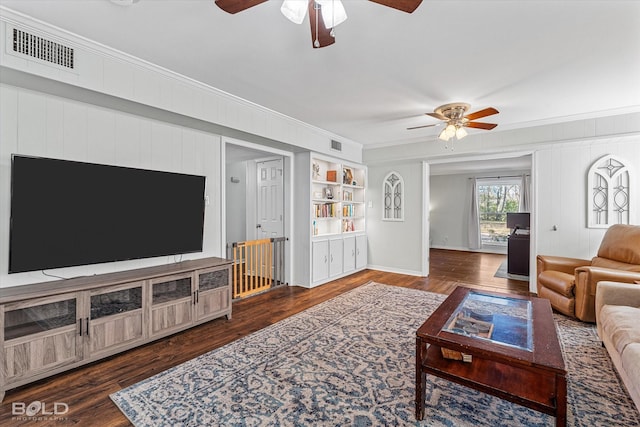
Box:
[556, 373, 567, 427]
[415, 337, 426, 420]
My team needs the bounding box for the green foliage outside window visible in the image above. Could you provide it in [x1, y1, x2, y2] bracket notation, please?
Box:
[478, 183, 521, 244]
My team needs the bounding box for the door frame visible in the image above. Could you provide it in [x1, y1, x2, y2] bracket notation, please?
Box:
[222, 137, 294, 287]
[424, 150, 536, 293]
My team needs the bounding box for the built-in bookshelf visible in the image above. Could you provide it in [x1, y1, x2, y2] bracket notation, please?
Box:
[294, 152, 367, 288]
[311, 157, 366, 238]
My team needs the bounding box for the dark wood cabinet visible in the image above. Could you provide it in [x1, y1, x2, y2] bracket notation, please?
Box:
[508, 234, 530, 276]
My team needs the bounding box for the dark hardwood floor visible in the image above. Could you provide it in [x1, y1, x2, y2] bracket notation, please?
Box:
[0, 249, 529, 426]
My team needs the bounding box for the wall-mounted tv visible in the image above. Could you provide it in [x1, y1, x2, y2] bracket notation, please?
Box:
[9, 155, 206, 274]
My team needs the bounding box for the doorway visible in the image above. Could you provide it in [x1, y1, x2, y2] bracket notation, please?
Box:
[224, 139, 292, 293]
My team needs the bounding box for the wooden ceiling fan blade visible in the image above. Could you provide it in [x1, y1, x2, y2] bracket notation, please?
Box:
[465, 122, 498, 130]
[464, 107, 499, 121]
[214, 0, 268, 14]
[407, 124, 436, 130]
[368, 0, 423, 13]
[426, 112, 447, 121]
[309, 0, 335, 48]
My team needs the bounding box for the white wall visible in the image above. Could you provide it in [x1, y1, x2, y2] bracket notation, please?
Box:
[0, 9, 363, 163]
[225, 160, 248, 246]
[366, 162, 423, 276]
[536, 135, 640, 259]
[429, 174, 471, 251]
[0, 84, 223, 288]
[364, 113, 640, 284]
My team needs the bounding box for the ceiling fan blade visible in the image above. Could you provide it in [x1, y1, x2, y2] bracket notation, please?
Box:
[407, 124, 437, 130]
[426, 112, 447, 121]
[368, 0, 423, 13]
[464, 107, 499, 121]
[309, 0, 335, 48]
[214, 0, 268, 14]
[465, 121, 498, 130]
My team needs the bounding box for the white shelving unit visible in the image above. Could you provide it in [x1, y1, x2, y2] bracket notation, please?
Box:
[294, 152, 367, 288]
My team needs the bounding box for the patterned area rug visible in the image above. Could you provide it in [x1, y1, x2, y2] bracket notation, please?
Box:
[111, 282, 639, 426]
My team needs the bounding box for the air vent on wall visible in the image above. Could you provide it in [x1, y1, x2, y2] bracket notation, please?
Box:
[12, 28, 74, 69]
[331, 140, 342, 152]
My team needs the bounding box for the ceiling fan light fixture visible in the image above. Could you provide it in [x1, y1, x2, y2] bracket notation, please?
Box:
[438, 129, 451, 141]
[455, 126, 468, 139]
[445, 123, 457, 137]
[281, 0, 308, 24]
[317, 0, 348, 28]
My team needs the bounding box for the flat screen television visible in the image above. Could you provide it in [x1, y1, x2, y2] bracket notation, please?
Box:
[9, 155, 206, 274]
[507, 212, 530, 230]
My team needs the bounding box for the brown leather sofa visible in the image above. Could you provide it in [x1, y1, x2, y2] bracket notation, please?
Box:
[537, 224, 640, 322]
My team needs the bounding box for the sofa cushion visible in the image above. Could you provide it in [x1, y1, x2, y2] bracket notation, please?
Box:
[538, 270, 575, 296]
[600, 305, 640, 354]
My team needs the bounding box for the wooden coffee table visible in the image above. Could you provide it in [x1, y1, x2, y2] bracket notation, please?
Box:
[415, 286, 567, 426]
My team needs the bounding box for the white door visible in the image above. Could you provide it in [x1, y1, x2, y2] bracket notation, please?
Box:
[256, 158, 284, 239]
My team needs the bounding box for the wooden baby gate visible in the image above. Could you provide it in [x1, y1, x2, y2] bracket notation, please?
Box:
[230, 237, 287, 299]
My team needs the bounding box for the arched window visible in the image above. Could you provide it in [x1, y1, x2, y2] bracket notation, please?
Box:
[588, 154, 631, 228]
[383, 171, 404, 221]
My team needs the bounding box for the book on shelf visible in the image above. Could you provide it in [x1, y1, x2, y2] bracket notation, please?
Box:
[314, 202, 336, 218]
[342, 204, 355, 217]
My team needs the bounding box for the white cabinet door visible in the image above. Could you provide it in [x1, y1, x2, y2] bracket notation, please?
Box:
[312, 240, 329, 283]
[329, 239, 344, 277]
[356, 235, 367, 270]
[343, 236, 356, 273]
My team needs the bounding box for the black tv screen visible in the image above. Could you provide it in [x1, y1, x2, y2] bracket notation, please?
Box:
[9, 155, 206, 273]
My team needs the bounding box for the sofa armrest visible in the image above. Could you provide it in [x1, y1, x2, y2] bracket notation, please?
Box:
[536, 255, 590, 276]
[575, 267, 640, 296]
[573, 268, 640, 322]
[595, 281, 640, 338]
[595, 281, 640, 310]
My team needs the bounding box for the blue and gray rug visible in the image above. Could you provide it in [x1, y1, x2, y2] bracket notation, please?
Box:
[111, 282, 639, 426]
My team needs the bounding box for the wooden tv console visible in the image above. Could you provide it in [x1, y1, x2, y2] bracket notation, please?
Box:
[0, 256, 232, 402]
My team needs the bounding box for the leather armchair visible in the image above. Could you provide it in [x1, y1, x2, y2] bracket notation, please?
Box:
[537, 224, 640, 322]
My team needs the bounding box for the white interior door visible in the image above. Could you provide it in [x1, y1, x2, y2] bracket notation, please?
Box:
[256, 158, 284, 239]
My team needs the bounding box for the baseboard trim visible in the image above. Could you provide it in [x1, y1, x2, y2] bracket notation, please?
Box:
[430, 245, 507, 255]
[367, 265, 424, 277]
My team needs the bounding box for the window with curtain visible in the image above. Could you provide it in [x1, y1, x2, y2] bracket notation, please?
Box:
[383, 171, 404, 221]
[476, 178, 521, 245]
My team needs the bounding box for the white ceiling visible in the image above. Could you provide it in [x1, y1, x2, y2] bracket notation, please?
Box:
[2, 0, 639, 148]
